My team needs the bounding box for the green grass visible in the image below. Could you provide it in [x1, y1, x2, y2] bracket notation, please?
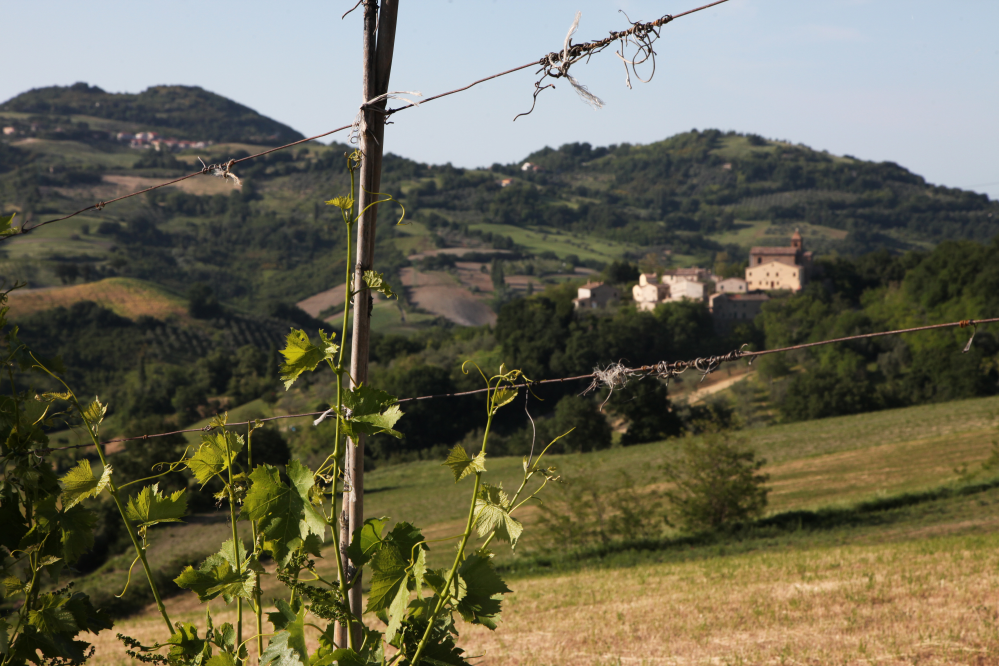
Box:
[711, 134, 779, 161]
[59, 389, 999, 621]
[11, 137, 137, 168]
[181, 398, 277, 447]
[464, 222, 639, 262]
[324, 297, 439, 336]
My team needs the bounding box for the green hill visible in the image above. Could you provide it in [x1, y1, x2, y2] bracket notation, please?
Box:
[0, 82, 303, 145]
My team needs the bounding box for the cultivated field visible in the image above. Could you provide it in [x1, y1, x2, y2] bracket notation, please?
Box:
[7, 277, 188, 320]
[79, 395, 999, 664]
[399, 266, 497, 326]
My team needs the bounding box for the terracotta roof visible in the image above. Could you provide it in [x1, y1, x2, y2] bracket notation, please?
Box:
[580, 281, 606, 289]
[749, 247, 799, 255]
[732, 293, 771, 301]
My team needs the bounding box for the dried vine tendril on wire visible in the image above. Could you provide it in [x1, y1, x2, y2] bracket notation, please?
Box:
[515, 9, 674, 120]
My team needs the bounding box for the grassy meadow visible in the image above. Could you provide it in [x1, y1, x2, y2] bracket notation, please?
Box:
[76, 394, 999, 664]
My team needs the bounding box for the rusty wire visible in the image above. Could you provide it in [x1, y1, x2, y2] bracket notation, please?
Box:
[515, 0, 731, 119]
[19, 315, 999, 457]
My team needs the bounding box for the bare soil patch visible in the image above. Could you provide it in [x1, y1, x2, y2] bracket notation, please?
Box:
[295, 285, 346, 318]
[399, 267, 496, 326]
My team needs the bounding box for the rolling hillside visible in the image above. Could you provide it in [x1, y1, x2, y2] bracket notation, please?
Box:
[1, 82, 996, 330]
[0, 82, 303, 144]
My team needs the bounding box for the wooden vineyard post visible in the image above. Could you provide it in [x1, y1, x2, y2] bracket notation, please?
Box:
[337, 0, 399, 652]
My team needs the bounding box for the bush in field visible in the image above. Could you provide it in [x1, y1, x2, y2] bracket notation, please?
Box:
[663, 432, 770, 532]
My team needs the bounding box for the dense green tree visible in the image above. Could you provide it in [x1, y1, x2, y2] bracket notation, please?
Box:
[610, 379, 684, 445]
[663, 432, 770, 532]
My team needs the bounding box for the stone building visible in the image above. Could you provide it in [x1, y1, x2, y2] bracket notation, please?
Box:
[716, 277, 748, 294]
[745, 229, 813, 291]
[574, 282, 620, 309]
[660, 266, 715, 286]
[667, 279, 706, 303]
[632, 273, 669, 312]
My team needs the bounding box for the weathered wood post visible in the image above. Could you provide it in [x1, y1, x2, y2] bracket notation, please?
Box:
[337, 0, 399, 652]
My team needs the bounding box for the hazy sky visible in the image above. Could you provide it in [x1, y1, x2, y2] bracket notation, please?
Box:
[4, 1, 998, 199]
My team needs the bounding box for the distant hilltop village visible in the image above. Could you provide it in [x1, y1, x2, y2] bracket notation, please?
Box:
[573, 230, 814, 331]
[1, 124, 213, 151]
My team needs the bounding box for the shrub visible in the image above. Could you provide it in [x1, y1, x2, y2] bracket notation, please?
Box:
[663, 432, 770, 532]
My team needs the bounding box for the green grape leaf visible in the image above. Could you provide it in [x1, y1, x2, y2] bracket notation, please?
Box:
[473, 484, 523, 548]
[206, 654, 237, 666]
[125, 484, 188, 536]
[362, 270, 397, 300]
[442, 445, 486, 482]
[174, 543, 255, 604]
[327, 648, 381, 666]
[32, 495, 96, 565]
[325, 195, 354, 212]
[0, 213, 18, 238]
[348, 405, 404, 439]
[63, 592, 112, 634]
[365, 522, 425, 613]
[423, 568, 466, 603]
[260, 629, 307, 666]
[28, 595, 77, 634]
[341, 384, 397, 417]
[399, 622, 469, 666]
[341, 385, 404, 439]
[318, 329, 339, 357]
[490, 387, 518, 414]
[384, 581, 409, 645]
[214, 622, 237, 652]
[2, 577, 25, 599]
[186, 429, 244, 486]
[59, 460, 112, 509]
[456, 554, 511, 630]
[346, 516, 388, 567]
[365, 546, 407, 613]
[413, 547, 428, 597]
[167, 623, 210, 663]
[241, 461, 326, 566]
[279, 329, 332, 389]
[80, 397, 107, 434]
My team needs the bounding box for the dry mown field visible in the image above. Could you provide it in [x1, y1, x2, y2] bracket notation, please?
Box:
[7, 277, 188, 320]
[94, 530, 999, 665]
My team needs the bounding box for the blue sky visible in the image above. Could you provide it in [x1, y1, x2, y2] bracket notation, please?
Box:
[4, 0, 997, 199]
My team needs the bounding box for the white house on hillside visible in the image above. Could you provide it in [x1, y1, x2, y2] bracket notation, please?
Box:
[716, 277, 748, 294]
[667, 279, 706, 302]
[632, 273, 669, 311]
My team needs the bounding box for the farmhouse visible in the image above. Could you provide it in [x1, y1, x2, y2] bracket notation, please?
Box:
[716, 277, 748, 294]
[632, 273, 669, 311]
[574, 281, 619, 309]
[745, 229, 813, 291]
